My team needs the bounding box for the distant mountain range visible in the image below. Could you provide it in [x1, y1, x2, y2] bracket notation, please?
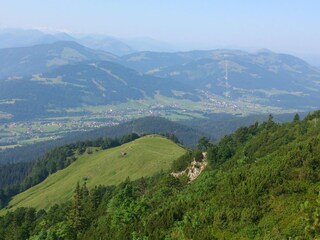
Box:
[0, 28, 75, 49]
[0, 41, 116, 79]
[120, 49, 320, 108]
[0, 28, 177, 56]
[0, 41, 197, 120]
[0, 39, 319, 121]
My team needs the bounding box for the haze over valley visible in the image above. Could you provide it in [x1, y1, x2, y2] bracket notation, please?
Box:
[0, 1, 320, 239]
[0, 29, 319, 149]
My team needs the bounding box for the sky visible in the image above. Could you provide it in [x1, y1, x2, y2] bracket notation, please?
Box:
[0, 0, 320, 56]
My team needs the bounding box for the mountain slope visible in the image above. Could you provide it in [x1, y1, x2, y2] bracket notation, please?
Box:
[0, 41, 116, 79]
[121, 49, 320, 109]
[0, 29, 135, 56]
[1, 112, 320, 239]
[0, 116, 203, 164]
[4, 135, 186, 211]
[0, 28, 75, 49]
[65, 110, 320, 238]
[1, 44, 319, 123]
[82, 116, 206, 147]
[0, 116, 202, 165]
[75, 35, 134, 56]
[0, 59, 197, 120]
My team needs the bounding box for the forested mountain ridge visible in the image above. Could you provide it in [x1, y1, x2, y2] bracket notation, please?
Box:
[121, 49, 320, 109]
[0, 111, 319, 239]
[0, 58, 196, 121]
[0, 42, 320, 123]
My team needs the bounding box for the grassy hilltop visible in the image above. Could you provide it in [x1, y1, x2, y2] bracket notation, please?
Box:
[4, 135, 186, 211]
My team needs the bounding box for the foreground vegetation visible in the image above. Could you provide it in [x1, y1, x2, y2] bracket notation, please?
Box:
[0, 111, 320, 239]
[4, 135, 185, 211]
[0, 133, 149, 208]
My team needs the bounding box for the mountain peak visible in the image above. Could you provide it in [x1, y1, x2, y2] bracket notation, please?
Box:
[256, 48, 274, 54]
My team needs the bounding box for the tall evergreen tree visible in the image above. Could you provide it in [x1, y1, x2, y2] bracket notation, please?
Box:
[69, 182, 86, 235]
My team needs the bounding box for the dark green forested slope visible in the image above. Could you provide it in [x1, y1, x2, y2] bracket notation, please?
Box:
[0, 116, 202, 165]
[0, 111, 320, 239]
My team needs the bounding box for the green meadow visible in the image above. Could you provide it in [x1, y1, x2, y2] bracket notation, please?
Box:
[3, 135, 186, 212]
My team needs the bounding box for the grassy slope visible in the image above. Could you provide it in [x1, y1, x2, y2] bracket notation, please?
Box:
[4, 135, 186, 211]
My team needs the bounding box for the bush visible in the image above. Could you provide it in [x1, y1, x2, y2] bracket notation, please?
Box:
[171, 152, 193, 172]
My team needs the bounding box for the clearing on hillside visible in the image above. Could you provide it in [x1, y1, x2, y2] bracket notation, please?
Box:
[4, 135, 186, 211]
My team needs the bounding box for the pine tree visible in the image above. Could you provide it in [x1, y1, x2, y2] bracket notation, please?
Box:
[80, 181, 89, 198]
[293, 113, 301, 122]
[69, 182, 86, 234]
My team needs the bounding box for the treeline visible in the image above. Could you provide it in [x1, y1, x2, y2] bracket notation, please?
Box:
[179, 111, 309, 141]
[0, 162, 33, 189]
[0, 133, 140, 209]
[0, 116, 202, 165]
[0, 111, 319, 239]
[0, 172, 189, 240]
[0, 113, 308, 165]
[0, 162, 34, 208]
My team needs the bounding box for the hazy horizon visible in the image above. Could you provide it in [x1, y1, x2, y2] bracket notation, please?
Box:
[1, 1, 320, 59]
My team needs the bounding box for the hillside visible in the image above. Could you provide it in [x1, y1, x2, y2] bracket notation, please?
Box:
[0, 41, 116, 79]
[121, 49, 320, 109]
[179, 111, 310, 140]
[1, 112, 319, 239]
[0, 116, 202, 164]
[3, 135, 186, 211]
[82, 116, 206, 147]
[0, 44, 319, 123]
[74, 35, 134, 56]
[0, 58, 196, 121]
[0, 29, 75, 49]
[0, 28, 136, 56]
[0, 44, 319, 122]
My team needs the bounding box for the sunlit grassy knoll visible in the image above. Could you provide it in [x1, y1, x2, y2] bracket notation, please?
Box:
[3, 135, 186, 212]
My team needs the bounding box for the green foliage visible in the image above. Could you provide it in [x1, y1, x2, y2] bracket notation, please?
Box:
[2, 135, 185, 211]
[0, 133, 141, 209]
[294, 113, 301, 122]
[197, 137, 212, 151]
[171, 151, 193, 172]
[193, 150, 203, 162]
[1, 112, 320, 239]
[301, 194, 320, 239]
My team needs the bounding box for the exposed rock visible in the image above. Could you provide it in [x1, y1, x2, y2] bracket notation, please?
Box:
[171, 152, 208, 182]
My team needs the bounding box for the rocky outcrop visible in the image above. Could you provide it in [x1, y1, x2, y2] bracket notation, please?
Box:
[171, 152, 207, 182]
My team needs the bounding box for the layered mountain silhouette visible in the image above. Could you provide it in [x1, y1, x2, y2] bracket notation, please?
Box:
[0, 41, 319, 121]
[121, 49, 320, 108]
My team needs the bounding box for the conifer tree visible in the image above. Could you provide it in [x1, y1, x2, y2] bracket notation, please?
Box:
[293, 113, 301, 122]
[69, 182, 86, 234]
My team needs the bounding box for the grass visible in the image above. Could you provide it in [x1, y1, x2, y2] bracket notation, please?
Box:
[0, 144, 20, 150]
[19, 136, 61, 145]
[2, 135, 186, 212]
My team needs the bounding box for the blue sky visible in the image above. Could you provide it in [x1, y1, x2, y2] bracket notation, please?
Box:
[0, 1, 319, 55]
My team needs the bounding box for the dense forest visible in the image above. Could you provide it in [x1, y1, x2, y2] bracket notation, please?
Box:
[0, 111, 320, 239]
